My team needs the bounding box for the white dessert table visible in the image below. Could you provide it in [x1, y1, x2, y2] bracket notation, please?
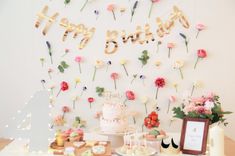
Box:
[0, 133, 232, 156]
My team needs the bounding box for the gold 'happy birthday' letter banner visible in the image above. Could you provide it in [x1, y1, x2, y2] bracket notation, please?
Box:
[105, 6, 189, 54]
[35, 5, 95, 50]
[34, 5, 189, 53]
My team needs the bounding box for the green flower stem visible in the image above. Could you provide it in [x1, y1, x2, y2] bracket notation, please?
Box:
[80, 0, 88, 12]
[92, 67, 97, 81]
[114, 79, 117, 90]
[185, 41, 189, 53]
[144, 103, 148, 114]
[122, 64, 129, 76]
[148, 2, 154, 18]
[156, 43, 160, 53]
[196, 30, 200, 39]
[194, 57, 200, 69]
[112, 10, 116, 21]
[179, 68, 184, 79]
[168, 48, 171, 58]
[167, 100, 171, 113]
[174, 86, 178, 93]
[78, 62, 82, 73]
[49, 53, 53, 64]
[133, 116, 136, 124]
[56, 89, 61, 97]
[155, 87, 159, 99]
[73, 101, 75, 109]
[191, 85, 195, 96]
[48, 73, 52, 79]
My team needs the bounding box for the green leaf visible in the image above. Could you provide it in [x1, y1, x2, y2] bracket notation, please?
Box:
[58, 65, 64, 73]
[179, 33, 187, 39]
[172, 107, 185, 119]
[61, 61, 69, 68]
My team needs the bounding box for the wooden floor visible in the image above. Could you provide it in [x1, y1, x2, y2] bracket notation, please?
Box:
[0, 137, 234, 155]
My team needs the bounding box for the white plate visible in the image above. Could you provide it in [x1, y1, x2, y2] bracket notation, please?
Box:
[115, 146, 157, 156]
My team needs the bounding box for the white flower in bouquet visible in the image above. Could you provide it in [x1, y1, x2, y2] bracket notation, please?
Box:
[205, 100, 214, 109]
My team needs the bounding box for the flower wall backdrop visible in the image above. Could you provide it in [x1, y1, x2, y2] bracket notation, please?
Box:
[0, 0, 235, 140]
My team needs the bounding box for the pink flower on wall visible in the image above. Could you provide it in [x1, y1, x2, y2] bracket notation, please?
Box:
[196, 23, 206, 38]
[194, 49, 207, 69]
[107, 4, 116, 21]
[111, 72, 119, 90]
[148, 0, 160, 18]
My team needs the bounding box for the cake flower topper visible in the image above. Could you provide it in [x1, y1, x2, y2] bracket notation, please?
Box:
[56, 81, 69, 97]
[167, 43, 175, 58]
[62, 106, 70, 119]
[130, 0, 139, 22]
[130, 74, 138, 84]
[74, 77, 80, 88]
[80, 86, 87, 96]
[138, 50, 150, 67]
[62, 48, 70, 57]
[120, 59, 129, 76]
[110, 72, 119, 90]
[194, 49, 207, 69]
[124, 90, 135, 104]
[75, 56, 83, 74]
[196, 23, 206, 38]
[92, 60, 104, 81]
[46, 41, 53, 64]
[94, 10, 100, 20]
[179, 33, 189, 53]
[156, 41, 162, 53]
[107, 4, 117, 21]
[96, 86, 105, 97]
[173, 60, 184, 79]
[167, 96, 176, 113]
[154, 77, 165, 99]
[141, 96, 149, 114]
[148, 0, 160, 18]
[191, 80, 202, 96]
[40, 57, 45, 67]
[87, 97, 94, 109]
[106, 60, 112, 72]
[144, 111, 160, 129]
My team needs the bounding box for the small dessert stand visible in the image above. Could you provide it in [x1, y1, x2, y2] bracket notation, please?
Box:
[92, 126, 136, 150]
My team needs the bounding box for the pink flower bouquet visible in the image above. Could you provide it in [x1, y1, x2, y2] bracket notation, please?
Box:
[173, 93, 232, 125]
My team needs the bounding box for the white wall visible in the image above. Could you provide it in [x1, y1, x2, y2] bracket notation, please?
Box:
[0, 0, 235, 140]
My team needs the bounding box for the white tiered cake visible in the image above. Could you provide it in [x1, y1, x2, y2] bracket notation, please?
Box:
[100, 92, 128, 133]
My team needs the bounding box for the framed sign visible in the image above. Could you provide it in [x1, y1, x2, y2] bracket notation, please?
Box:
[180, 117, 209, 155]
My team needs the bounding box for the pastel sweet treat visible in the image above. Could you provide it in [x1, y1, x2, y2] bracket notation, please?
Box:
[85, 141, 98, 147]
[92, 145, 106, 155]
[73, 141, 85, 148]
[81, 150, 93, 156]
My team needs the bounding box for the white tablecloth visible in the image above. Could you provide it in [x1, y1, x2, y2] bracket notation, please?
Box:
[0, 133, 206, 156]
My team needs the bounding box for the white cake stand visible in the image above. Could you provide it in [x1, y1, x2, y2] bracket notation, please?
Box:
[91, 126, 136, 149]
